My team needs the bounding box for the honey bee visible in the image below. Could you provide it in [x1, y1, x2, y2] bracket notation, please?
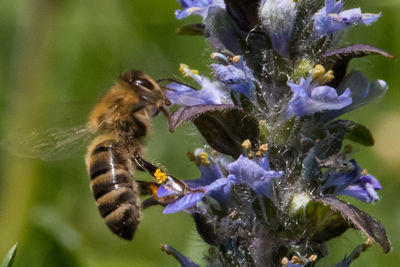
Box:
[2, 69, 189, 240]
[85, 70, 171, 240]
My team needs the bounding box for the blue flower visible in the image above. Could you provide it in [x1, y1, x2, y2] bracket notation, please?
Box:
[162, 151, 284, 214]
[210, 53, 256, 97]
[162, 150, 229, 214]
[322, 160, 382, 203]
[259, 0, 297, 56]
[322, 71, 388, 122]
[175, 0, 225, 20]
[166, 64, 233, 106]
[338, 173, 382, 203]
[162, 178, 229, 214]
[161, 244, 199, 267]
[227, 154, 284, 201]
[314, 0, 381, 35]
[284, 75, 352, 120]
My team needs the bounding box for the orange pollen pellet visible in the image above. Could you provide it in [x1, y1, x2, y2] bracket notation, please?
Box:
[154, 168, 167, 183]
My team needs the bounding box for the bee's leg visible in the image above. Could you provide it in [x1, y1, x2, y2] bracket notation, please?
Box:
[131, 100, 149, 114]
[159, 106, 170, 119]
[136, 180, 178, 209]
[132, 154, 158, 175]
[132, 154, 188, 194]
[137, 180, 159, 196]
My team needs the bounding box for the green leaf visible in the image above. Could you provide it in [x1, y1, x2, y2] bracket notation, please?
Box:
[0, 243, 17, 267]
[315, 197, 391, 253]
[304, 199, 350, 243]
[176, 24, 205, 36]
[253, 196, 281, 232]
[193, 108, 259, 158]
[326, 120, 374, 146]
[345, 122, 374, 146]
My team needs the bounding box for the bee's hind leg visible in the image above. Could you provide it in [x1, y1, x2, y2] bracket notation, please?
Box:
[137, 180, 178, 209]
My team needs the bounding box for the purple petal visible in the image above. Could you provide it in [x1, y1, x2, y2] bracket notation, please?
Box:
[256, 153, 270, 171]
[259, 0, 297, 56]
[211, 62, 256, 97]
[285, 75, 352, 119]
[163, 192, 205, 214]
[314, 2, 381, 35]
[166, 79, 232, 106]
[227, 155, 268, 181]
[361, 174, 382, 190]
[157, 185, 176, 197]
[362, 12, 381, 25]
[322, 72, 388, 121]
[325, 0, 344, 14]
[340, 173, 382, 203]
[169, 104, 235, 132]
[186, 163, 223, 188]
[175, 0, 225, 20]
[227, 155, 283, 200]
[203, 177, 228, 192]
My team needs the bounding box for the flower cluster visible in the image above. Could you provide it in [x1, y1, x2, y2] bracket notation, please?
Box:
[155, 1, 392, 266]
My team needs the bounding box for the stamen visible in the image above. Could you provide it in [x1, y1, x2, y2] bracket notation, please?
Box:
[242, 139, 252, 151]
[281, 257, 289, 266]
[297, 257, 306, 265]
[198, 151, 210, 165]
[242, 139, 253, 158]
[308, 254, 317, 262]
[310, 64, 335, 85]
[311, 64, 325, 80]
[179, 63, 199, 77]
[186, 151, 210, 166]
[256, 144, 268, 157]
[362, 169, 368, 176]
[210, 52, 229, 63]
[231, 55, 241, 63]
[154, 168, 168, 183]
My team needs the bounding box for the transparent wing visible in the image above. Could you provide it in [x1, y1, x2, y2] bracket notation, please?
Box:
[1, 125, 93, 161]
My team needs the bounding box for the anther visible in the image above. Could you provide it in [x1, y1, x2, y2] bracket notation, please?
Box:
[308, 254, 318, 262]
[187, 151, 210, 166]
[311, 64, 325, 80]
[179, 63, 199, 77]
[256, 144, 268, 157]
[242, 139, 253, 158]
[242, 139, 252, 151]
[291, 255, 299, 264]
[210, 52, 229, 63]
[298, 257, 307, 265]
[281, 257, 289, 266]
[198, 151, 210, 165]
[231, 55, 241, 63]
[311, 64, 335, 85]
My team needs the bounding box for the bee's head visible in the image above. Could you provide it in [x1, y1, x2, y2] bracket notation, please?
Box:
[119, 70, 171, 117]
[119, 70, 157, 91]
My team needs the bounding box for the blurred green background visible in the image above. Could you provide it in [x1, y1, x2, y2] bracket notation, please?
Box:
[0, 0, 399, 266]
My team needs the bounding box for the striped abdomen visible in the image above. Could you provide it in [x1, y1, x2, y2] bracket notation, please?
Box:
[86, 136, 141, 240]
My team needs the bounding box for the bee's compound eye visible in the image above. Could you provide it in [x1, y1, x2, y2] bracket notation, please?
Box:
[134, 78, 154, 90]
